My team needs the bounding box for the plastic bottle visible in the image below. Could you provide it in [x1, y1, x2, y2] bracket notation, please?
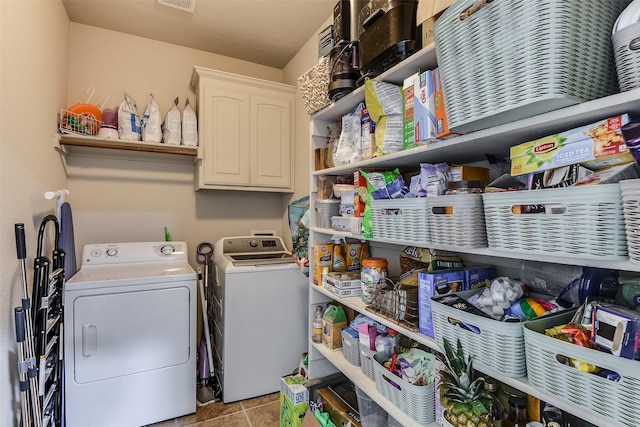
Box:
[504, 395, 528, 427]
[484, 379, 505, 427]
[312, 306, 324, 344]
[332, 237, 347, 272]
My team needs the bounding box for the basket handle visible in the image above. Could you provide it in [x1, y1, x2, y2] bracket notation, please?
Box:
[510, 203, 566, 215]
[447, 317, 481, 334]
[460, 0, 494, 20]
[553, 353, 622, 383]
[431, 206, 454, 215]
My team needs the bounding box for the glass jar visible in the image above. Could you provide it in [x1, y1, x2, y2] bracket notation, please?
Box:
[445, 180, 485, 195]
[484, 379, 505, 427]
[360, 257, 388, 304]
[504, 395, 528, 427]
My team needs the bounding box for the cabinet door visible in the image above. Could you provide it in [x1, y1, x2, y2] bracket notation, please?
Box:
[201, 83, 251, 186]
[250, 94, 292, 188]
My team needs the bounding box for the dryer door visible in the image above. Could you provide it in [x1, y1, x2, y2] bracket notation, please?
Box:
[70, 285, 191, 383]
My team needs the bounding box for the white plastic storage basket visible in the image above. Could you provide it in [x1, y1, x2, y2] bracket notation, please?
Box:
[482, 185, 628, 260]
[359, 343, 376, 381]
[427, 194, 487, 248]
[341, 330, 361, 366]
[621, 179, 640, 263]
[370, 198, 430, 244]
[524, 310, 640, 427]
[613, 22, 640, 92]
[431, 289, 528, 378]
[433, 0, 629, 134]
[372, 353, 435, 424]
[315, 199, 340, 228]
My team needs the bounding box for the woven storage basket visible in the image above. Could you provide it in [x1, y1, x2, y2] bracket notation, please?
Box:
[298, 56, 331, 115]
[482, 185, 628, 260]
[524, 309, 640, 427]
[359, 343, 376, 381]
[370, 198, 430, 244]
[431, 289, 528, 378]
[613, 22, 640, 92]
[427, 194, 487, 248]
[621, 179, 640, 263]
[341, 330, 361, 366]
[433, 0, 629, 134]
[372, 353, 436, 424]
[315, 200, 340, 228]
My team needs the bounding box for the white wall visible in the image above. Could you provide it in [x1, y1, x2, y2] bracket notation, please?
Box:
[0, 1, 70, 425]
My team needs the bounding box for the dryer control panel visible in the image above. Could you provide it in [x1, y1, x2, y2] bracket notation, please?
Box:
[81, 242, 188, 265]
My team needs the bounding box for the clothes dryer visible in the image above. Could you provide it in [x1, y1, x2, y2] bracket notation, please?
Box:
[64, 242, 196, 427]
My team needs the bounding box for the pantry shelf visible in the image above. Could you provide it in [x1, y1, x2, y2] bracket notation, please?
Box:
[312, 342, 439, 427]
[55, 133, 198, 163]
[310, 226, 640, 273]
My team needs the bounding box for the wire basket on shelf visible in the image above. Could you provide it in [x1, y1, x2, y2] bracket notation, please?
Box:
[365, 278, 419, 331]
[59, 109, 103, 136]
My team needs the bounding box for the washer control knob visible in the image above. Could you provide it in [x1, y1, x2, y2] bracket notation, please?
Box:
[106, 248, 118, 257]
[249, 239, 258, 248]
[90, 249, 102, 257]
[160, 245, 175, 255]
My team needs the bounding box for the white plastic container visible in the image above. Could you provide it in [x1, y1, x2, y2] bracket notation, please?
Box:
[355, 386, 388, 427]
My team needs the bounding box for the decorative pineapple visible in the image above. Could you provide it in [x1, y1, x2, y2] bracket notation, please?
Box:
[437, 338, 493, 427]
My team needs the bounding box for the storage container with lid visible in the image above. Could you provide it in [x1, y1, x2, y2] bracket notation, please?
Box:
[361, 257, 388, 304]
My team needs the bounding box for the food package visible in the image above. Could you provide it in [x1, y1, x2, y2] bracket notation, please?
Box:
[117, 92, 142, 141]
[141, 94, 162, 143]
[162, 97, 181, 145]
[364, 80, 403, 156]
[182, 98, 198, 146]
[332, 103, 363, 166]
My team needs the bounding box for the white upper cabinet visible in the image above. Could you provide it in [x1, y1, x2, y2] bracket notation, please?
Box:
[191, 67, 295, 192]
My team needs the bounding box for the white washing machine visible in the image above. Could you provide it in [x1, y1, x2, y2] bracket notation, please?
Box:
[211, 236, 308, 403]
[64, 242, 196, 427]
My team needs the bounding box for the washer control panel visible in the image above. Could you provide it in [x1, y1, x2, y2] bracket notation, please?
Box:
[82, 242, 188, 265]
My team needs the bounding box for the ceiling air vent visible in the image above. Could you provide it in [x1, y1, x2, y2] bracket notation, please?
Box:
[158, 0, 196, 13]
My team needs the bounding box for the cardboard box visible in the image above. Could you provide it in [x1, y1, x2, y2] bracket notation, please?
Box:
[317, 387, 362, 427]
[574, 161, 640, 186]
[417, 0, 455, 47]
[280, 391, 308, 427]
[463, 265, 494, 290]
[281, 375, 309, 406]
[314, 147, 328, 171]
[510, 114, 634, 176]
[322, 305, 347, 350]
[403, 73, 418, 149]
[526, 164, 594, 190]
[301, 410, 322, 427]
[418, 269, 465, 337]
[449, 165, 491, 185]
[434, 67, 454, 139]
[415, 69, 437, 144]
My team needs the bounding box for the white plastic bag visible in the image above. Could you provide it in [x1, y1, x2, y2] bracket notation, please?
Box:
[182, 98, 198, 146]
[141, 94, 162, 143]
[162, 97, 181, 145]
[118, 92, 142, 141]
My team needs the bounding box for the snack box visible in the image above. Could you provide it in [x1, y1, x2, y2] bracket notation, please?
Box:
[449, 165, 491, 186]
[325, 272, 361, 289]
[415, 68, 437, 144]
[510, 114, 634, 176]
[463, 265, 494, 289]
[418, 269, 466, 337]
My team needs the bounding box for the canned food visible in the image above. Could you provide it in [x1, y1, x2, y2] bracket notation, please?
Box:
[361, 257, 388, 304]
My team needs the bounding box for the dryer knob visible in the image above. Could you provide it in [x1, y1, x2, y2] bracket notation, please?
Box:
[106, 248, 118, 257]
[249, 239, 258, 248]
[160, 245, 175, 255]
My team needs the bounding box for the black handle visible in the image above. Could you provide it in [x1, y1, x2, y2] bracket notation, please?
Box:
[15, 223, 26, 260]
[14, 307, 25, 342]
[362, 8, 384, 29]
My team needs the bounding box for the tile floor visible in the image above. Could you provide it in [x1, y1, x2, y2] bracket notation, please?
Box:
[149, 393, 280, 427]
